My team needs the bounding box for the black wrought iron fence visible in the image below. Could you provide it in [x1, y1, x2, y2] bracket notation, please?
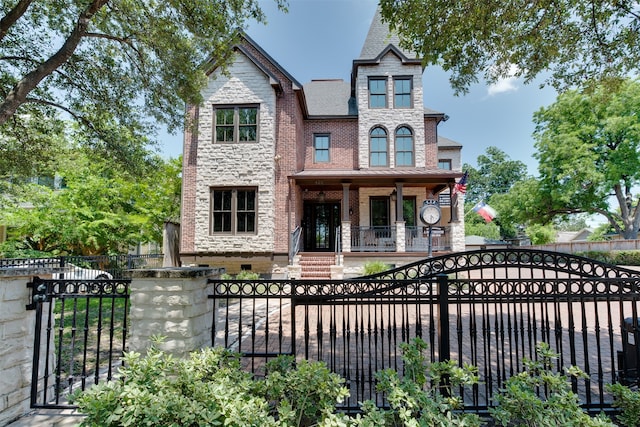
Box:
[1, 253, 163, 279]
[28, 277, 131, 408]
[208, 249, 640, 415]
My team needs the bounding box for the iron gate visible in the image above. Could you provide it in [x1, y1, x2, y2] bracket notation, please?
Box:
[208, 249, 640, 414]
[28, 276, 130, 408]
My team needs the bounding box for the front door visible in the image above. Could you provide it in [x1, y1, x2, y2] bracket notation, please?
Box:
[303, 202, 340, 251]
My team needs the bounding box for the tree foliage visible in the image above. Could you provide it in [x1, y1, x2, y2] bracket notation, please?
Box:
[463, 146, 528, 207]
[379, 0, 640, 93]
[0, 150, 181, 255]
[533, 78, 640, 239]
[0, 0, 285, 177]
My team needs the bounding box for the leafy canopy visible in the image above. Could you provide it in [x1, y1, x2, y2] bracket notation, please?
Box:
[379, 0, 640, 93]
[533, 78, 640, 238]
[0, 150, 182, 256]
[0, 0, 286, 177]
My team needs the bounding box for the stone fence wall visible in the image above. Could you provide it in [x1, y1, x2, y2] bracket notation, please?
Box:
[0, 267, 222, 426]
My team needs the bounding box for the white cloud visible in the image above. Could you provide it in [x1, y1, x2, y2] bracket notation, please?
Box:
[487, 76, 519, 96]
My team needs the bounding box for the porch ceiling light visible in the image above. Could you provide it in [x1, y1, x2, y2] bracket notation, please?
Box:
[318, 191, 325, 202]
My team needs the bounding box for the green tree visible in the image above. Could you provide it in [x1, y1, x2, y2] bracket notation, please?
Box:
[533, 79, 640, 239]
[0, 150, 180, 255]
[0, 0, 285, 177]
[463, 146, 528, 207]
[379, 0, 640, 93]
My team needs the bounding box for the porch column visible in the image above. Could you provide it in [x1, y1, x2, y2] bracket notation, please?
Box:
[395, 221, 406, 252]
[395, 183, 404, 221]
[449, 182, 460, 222]
[342, 183, 351, 253]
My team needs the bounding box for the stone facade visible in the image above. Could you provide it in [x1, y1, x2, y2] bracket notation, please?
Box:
[180, 10, 467, 275]
[356, 54, 426, 169]
[0, 272, 55, 427]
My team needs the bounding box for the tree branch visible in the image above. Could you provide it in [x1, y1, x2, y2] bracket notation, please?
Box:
[0, 0, 109, 125]
[0, 0, 33, 42]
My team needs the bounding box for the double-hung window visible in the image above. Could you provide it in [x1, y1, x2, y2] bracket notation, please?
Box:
[395, 126, 414, 166]
[370, 127, 388, 167]
[394, 77, 412, 108]
[314, 134, 330, 163]
[214, 105, 258, 143]
[211, 188, 257, 234]
[368, 77, 387, 108]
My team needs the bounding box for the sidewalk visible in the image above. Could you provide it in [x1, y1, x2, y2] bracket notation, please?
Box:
[6, 409, 85, 427]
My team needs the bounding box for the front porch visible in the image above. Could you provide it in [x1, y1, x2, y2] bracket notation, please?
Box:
[349, 224, 451, 252]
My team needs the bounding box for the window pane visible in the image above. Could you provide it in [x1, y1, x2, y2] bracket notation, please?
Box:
[394, 78, 412, 108]
[212, 190, 232, 232]
[395, 127, 413, 166]
[369, 78, 386, 108]
[236, 190, 256, 233]
[216, 108, 234, 124]
[239, 107, 257, 125]
[403, 198, 416, 227]
[438, 159, 452, 170]
[370, 128, 388, 166]
[239, 125, 256, 142]
[314, 135, 330, 163]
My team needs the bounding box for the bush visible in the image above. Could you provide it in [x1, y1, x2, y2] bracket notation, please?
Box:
[489, 342, 614, 427]
[72, 341, 277, 427]
[576, 250, 640, 266]
[363, 260, 391, 276]
[322, 337, 483, 427]
[220, 270, 261, 280]
[606, 383, 640, 427]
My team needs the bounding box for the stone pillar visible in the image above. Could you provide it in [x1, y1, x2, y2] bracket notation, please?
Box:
[128, 267, 223, 358]
[0, 272, 54, 426]
[395, 221, 406, 252]
[341, 221, 351, 253]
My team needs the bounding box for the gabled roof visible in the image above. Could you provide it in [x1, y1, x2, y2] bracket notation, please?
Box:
[303, 80, 356, 116]
[359, 7, 418, 61]
[437, 136, 462, 148]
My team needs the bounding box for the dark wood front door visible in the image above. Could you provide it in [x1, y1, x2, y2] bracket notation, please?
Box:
[303, 202, 340, 252]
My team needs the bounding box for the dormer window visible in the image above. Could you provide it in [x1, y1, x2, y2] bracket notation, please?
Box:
[368, 77, 387, 108]
[394, 77, 412, 108]
[370, 127, 388, 166]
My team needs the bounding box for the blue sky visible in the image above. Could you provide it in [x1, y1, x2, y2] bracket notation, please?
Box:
[160, 0, 559, 175]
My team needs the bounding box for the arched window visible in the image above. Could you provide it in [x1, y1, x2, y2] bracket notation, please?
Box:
[395, 126, 414, 166]
[370, 127, 388, 166]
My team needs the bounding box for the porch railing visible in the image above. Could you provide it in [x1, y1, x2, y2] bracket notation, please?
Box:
[350, 225, 452, 252]
[350, 226, 396, 252]
[405, 226, 452, 252]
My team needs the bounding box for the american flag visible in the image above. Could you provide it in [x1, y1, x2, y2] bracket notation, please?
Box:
[453, 171, 468, 196]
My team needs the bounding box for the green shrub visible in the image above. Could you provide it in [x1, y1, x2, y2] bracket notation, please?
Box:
[324, 337, 483, 427]
[220, 270, 261, 280]
[363, 260, 390, 276]
[260, 355, 349, 426]
[489, 342, 614, 427]
[72, 341, 277, 427]
[606, 382, 640, 427]
[576, 250, 640, 266]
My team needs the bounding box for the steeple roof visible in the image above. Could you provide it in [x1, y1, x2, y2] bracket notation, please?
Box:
[359, 7, 418, 60]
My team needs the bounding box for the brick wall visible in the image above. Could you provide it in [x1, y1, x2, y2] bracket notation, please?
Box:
[303, 120, 359, 169]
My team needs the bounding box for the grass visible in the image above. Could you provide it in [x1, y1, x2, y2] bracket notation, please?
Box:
[52, 290, 129, 395]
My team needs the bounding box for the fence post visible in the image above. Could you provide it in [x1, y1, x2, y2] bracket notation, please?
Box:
[437, 273, 451, 397]
[437, 273, 450, 362]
